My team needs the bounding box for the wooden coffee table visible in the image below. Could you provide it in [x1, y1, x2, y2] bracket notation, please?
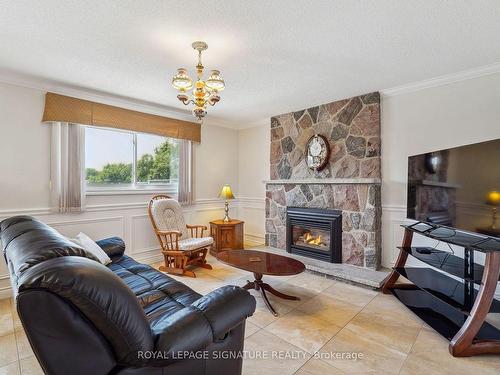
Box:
[217, 249, 305, 316]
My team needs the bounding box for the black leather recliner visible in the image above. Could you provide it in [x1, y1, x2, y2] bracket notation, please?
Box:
[1, 216, 256, 375]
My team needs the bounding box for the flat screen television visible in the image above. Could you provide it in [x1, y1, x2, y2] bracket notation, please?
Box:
[407, 138, 500, 237]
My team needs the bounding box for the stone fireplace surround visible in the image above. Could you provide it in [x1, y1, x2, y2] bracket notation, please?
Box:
[265, 92, 382, 269]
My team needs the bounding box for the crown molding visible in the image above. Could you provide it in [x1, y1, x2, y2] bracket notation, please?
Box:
[380, 62, 500, 97]
[234, 117, 270, 130]
[0, 69, 248, 130]
[0, 68, 196, 122]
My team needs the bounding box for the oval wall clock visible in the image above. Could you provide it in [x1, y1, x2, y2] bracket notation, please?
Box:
[305, 134, 330, 171]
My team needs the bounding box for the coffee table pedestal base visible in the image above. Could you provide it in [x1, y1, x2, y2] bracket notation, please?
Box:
[243, 272, 300, 316]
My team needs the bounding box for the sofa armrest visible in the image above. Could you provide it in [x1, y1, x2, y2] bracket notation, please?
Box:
[154, 286, 256, 357]
[154, 306, 213, 357]
[96, 237, 126, 259]
[191, 285, 256, 340]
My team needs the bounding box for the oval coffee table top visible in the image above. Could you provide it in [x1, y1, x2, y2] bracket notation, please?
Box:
[217, 249, 305, 276]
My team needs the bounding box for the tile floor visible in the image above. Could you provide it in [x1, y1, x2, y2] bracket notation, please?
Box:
[1, 254, 500, 374]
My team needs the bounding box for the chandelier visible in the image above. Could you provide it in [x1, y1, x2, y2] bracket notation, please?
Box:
[171, 41, 225, 121]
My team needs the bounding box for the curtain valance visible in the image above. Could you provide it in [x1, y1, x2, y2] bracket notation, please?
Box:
[42, 92, 201, 142]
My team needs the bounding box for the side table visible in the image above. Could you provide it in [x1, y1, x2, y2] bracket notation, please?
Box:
[210, 219, 244, 255]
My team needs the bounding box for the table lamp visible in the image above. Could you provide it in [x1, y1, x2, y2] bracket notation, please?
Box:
[219, 185, 235, 222]
[486, 191, 500, 229]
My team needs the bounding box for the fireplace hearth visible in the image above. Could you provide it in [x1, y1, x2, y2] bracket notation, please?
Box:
[286, 207, 342, 263]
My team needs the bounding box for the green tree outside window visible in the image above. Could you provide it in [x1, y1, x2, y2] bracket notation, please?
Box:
[86, 139, 178, 184]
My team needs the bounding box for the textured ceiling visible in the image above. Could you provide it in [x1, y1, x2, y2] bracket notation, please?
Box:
[1, 0, 500, 127]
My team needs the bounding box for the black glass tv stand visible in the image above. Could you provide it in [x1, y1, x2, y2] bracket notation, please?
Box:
[382, 221, 500, 357]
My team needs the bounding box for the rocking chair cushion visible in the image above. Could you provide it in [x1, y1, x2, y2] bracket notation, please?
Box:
[178, 237, 214, 251]
[150, 198, 189, 239]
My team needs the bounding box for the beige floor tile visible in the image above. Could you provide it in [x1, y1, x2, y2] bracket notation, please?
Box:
[0, 334, 18, 368]
[11, 309, 23, 333]
[242, 330, 310, 375]
[0, 300, 14, 337]
[0, 299, 10, 315]
[247, 295, 294, 328]
[265, 309, 343, 354]
[319, 326, 407, 375]
[245, 321, 261, 338]
[0, 362, 20, 375]
[265, 273, 302, 283]
[285, 272, 335, 294]
[344, 309, 422, 354]
[361, 293, 421, 324]
[19, 356, 43, 375]
[196, 261, 249, 282]
[296, 294, 362, 327]
[264, 282, 317, 309]
[15, 330, 34, 360]
[399, 328, 500, 375]
[294, 358, 346, 375]
[321, 281, 377, 308]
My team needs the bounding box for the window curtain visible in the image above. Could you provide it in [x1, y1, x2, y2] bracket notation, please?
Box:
[50, 122, 86, 212]
[177, 140, 193, 205]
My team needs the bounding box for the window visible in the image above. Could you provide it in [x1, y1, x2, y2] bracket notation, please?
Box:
[85, 126, 179, 192]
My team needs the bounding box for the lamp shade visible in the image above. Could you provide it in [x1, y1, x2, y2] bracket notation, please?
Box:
[219, 185, 235, 200]
[487, 191, 500, 206]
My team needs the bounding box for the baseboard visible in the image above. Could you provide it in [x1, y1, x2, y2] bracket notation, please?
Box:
[244, 233, 265, 247]
[132, 250, 163, 265]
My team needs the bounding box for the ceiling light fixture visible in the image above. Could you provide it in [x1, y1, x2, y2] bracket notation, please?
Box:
[172, 41, 225, 122]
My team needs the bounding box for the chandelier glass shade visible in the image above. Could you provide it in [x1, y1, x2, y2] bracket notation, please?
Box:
[172, 68, 193, 91]
[171, 41, 225, 121]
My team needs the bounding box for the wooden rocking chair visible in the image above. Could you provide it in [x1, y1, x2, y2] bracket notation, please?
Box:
[148, 195, 213, 277]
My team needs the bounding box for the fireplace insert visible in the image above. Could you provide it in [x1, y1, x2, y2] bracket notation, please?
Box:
[286, 207, 342, 263]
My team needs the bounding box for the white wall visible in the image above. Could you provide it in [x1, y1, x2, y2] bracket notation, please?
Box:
[237, 125, 269, 245]
[381, 72, 500, 268]
[0, 81, 239, 298]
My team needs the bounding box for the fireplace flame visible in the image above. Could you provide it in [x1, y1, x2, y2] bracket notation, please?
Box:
[304, 232, 322, 246]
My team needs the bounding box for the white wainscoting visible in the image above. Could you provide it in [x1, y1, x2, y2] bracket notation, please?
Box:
[0, 197, 266, 299]
[237, 197, 266, 247]
[381, 205, 409, 268]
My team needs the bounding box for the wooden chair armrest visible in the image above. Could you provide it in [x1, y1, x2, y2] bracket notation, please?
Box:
[186, 224, 208, 230]
[156, 230, 182, 237]
[186, 224, 208, 238]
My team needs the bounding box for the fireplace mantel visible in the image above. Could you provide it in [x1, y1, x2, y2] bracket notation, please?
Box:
[264, 178, 381, 185]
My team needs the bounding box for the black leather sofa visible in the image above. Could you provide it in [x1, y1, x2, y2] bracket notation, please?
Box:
[1, 216, 256, 375]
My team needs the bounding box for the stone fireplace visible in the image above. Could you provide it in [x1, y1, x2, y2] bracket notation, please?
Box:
[265, 92, 382, 269]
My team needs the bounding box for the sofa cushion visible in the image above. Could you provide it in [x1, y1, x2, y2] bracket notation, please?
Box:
[108, 256, 202, 327]
[74, 232, 112, 265]
[179, 237, 213, 251]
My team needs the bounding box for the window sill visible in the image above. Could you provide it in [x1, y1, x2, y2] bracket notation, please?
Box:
[86, 189, 177, 196]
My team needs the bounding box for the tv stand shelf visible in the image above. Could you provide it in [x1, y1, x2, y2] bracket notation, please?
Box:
[383, 221, 500, 357]
[392, 267, 500, 313]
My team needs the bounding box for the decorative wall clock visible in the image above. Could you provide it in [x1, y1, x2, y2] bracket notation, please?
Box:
[305, 134, 330, 171]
